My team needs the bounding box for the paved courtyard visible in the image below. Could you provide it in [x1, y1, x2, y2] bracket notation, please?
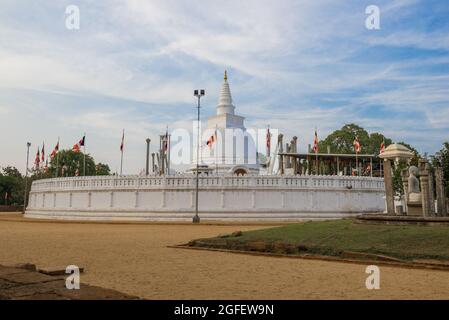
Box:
[0, 214, 448, 299]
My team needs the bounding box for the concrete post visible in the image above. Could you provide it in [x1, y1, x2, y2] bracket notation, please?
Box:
[435, 167, 447, 216]
[383, 159, 395, 215]
[419, 160, 431, 217]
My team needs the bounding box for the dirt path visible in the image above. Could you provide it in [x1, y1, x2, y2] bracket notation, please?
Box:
[0, 215, 448, 299]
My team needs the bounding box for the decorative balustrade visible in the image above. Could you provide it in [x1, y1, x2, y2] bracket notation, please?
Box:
[30, 174, 384, 193]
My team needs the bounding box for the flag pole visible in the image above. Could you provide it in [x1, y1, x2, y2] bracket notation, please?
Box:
[167, 126, 170, 175]
[315, 127, 318, 175]
[120, 129, 124, 176]
[56, 137, 60, 178]
[83, 132, 86, 176]
[120, 148, 123, 175]
[215, 124, 218, 174]
[266, 124, 271, 168]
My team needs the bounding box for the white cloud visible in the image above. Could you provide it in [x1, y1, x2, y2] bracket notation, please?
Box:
[0, 0, 447, 173]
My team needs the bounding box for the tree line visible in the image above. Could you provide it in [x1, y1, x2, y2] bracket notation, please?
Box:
[317, 123, 448, 197]
[0, 150, 110, 206]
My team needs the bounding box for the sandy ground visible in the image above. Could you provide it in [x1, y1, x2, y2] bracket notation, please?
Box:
[0, 214, 448, 299]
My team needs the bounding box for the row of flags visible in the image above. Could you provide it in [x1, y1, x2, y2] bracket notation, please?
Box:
[33, 132, 126, 175]
[34, 143, 47, 172]
[132, 125, 386, 157]
[31, 129, 387, 173]
[268, 128, 385, 155]
[205, 127, 387, 155]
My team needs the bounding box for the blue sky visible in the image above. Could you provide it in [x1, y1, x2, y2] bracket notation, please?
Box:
[0, 0, 448, 174]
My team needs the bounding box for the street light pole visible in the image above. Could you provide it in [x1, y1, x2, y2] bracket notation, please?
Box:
[193, 89, 205, 223]
[23, 142, 31, 214]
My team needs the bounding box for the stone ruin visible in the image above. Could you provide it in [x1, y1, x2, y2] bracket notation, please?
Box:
[380, 143, 448, 217]
[401, 159, 447, 217]
[402, 159, 449, 217]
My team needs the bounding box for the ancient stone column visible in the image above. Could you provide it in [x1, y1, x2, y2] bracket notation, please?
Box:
[292, 137, 298, 174]
[401, 168, 409, 214]
[383, 159, 395, 215]
[419, 160, 431, 217]
[428, 167, 436, 216]
[435, 167, 448, 216]
[278, 134, 284, 175]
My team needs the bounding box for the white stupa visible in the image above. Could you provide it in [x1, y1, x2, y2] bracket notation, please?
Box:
[194, 71, 259, 175]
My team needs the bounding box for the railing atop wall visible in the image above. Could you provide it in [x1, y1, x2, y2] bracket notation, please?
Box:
[30, 174, 385, 193]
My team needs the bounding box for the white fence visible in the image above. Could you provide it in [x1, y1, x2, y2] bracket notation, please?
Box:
[26, 174, 386, 221]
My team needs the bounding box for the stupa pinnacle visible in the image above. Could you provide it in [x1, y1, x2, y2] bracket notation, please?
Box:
[216, 70, 235, 116]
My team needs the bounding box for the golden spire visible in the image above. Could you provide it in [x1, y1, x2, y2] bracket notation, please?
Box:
[224, 70, 228, 81]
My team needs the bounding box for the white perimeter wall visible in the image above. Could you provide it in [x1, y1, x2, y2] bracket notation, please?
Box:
[25, 174, 385, 221]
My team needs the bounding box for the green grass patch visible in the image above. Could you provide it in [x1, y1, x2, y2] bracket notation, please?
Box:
[190, 220, 449, 261]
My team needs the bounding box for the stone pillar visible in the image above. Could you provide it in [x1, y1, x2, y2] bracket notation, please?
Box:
[161, 190, 166, 208]
[87, 192, 92, 208]
[284, 143, 290, 169]
[383, 159, 395, 215]
[220, 190, 225, 208]
[292, 137, 298, 174]
[145, 138, 151, 175]
[428, 168, 435, 216]
[419, 160, 431, 217]
[109, 192, 114, 208]
[401, 168, 409, 214]
[251, 190, 256, 209]
[281, 191, 285, 208]
[151, 153, 155, 173]
[278, 134, 284, 175]
[435, 167, 447, 216]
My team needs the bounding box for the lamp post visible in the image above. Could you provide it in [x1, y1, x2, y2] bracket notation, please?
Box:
[23, 142, 31, 214]
[193, 89, 205, 223]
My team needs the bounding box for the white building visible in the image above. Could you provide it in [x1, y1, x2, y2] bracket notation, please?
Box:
[194, 71, 259, 175]
[24, 71, 387, 222]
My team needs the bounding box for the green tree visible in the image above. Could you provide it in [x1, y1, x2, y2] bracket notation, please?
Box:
[95, 163, 111, 176]
[48, 150, 96, 177]
[369, 133, 392, 155]
[318, 123, 392, 155]
[396, 141, 420, 166]
[0, 166, 24, 205]
[317, 123, 420, 196]
[2, 166, 22, 178]
[0, 151, 112, 208]
[431, 142, 449, 197]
